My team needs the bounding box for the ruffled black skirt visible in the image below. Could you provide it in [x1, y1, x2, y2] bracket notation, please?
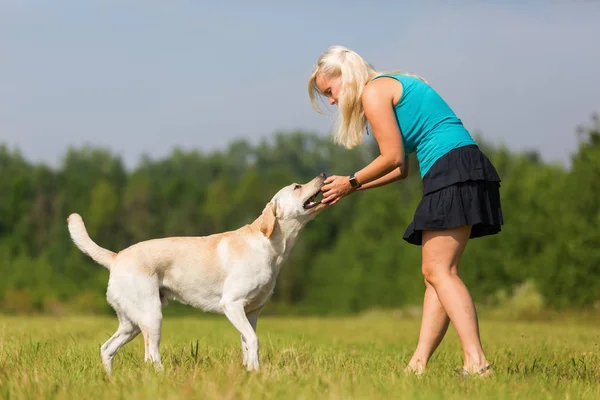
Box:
[403, 145, 504, 246]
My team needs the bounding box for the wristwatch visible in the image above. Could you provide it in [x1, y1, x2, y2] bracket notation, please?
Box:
[349, 173, 361, 188]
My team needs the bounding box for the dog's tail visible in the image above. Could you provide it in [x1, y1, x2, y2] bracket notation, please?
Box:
[67, 213, 116, 269]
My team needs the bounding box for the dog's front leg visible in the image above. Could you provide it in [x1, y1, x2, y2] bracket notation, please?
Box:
[220, 299, 260, 371]
[241, 309, 260, 367]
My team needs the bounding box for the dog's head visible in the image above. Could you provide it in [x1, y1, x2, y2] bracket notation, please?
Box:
[260, 173, 329, 238]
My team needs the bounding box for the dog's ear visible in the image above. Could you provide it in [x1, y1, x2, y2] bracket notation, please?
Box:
[260, 202, 277, 238]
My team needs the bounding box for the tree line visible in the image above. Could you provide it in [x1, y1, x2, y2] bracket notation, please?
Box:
[1, 115, 599, 315]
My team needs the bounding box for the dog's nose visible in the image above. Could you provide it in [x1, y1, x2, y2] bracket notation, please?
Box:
[319, 172, 327, 179]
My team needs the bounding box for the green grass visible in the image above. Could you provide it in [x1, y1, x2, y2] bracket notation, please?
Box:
[1, 311, 599, 399]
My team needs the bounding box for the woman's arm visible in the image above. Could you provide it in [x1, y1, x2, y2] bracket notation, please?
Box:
[353, 78, 406, 187]
[358, 156, 409, 190]
[320, 77, 406, 204]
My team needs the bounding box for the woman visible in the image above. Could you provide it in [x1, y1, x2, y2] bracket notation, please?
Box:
[308, 45, 502, 376]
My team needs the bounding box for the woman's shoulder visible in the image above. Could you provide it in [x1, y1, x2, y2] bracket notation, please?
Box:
[374, 71, 424, 81]
[371, 73, 402, 82]
[363, 74, 404, 106]
[370, 73, 430, 93]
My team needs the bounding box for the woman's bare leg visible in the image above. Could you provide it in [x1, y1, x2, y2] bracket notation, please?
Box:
[405, 279, 451, 373]
[407, 225, 491, 374]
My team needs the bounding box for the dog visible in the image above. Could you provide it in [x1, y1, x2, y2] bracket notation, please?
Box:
[67, 173, 329, 375]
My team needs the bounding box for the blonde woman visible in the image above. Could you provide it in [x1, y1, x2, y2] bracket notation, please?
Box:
[308, 45, 502, 376]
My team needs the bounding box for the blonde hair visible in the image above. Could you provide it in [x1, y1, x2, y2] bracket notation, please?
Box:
[308, 45, 428, 149]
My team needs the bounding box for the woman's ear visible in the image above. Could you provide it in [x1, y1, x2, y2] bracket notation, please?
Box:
[260, 202, 277, 238]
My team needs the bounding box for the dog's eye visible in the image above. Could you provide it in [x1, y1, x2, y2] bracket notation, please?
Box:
[294, 184, 301, 190]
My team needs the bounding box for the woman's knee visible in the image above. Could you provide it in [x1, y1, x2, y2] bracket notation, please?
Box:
[421, 263, 439, 285]
[422, 262, 458, 286]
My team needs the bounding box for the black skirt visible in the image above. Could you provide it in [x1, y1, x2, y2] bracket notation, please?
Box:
[403, 145, 504, 246]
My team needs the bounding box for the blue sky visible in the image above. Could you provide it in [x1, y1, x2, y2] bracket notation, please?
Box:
[1, 1, 599, 168]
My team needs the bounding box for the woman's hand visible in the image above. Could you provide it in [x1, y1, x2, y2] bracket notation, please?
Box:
[321, 175, 356, 205]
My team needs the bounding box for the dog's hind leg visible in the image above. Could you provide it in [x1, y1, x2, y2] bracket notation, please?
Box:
[132, 289, 164, 372]
[108, 271, 164, 372]
[142, 331, 150, 362]
[140, 310, 163, 371]
[100, 311, 140, 376]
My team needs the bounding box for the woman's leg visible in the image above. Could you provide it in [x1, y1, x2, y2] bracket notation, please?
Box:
[405, 278, 451, 373]
[407, 225, 491, 374]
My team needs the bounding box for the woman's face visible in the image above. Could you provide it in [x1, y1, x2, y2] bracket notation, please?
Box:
[316, 73, 342, 106]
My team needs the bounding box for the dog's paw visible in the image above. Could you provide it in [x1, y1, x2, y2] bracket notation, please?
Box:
[245, 360, 260, 372]
[153, 362, 164, 373]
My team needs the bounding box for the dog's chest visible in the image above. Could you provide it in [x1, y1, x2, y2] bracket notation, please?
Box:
[243, 277, 277, 312]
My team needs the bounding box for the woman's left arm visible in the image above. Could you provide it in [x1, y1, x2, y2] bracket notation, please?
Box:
[321, 78, 405, 204]
[354, 80, 405, 184]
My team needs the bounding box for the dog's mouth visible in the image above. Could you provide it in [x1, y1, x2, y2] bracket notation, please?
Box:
[303, 188, 324, 209]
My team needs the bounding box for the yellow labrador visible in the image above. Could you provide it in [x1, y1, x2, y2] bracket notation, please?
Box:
[67, 173, 329, 375]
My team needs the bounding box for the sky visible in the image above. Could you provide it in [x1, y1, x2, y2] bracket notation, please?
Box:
[1, 1, 599, 169]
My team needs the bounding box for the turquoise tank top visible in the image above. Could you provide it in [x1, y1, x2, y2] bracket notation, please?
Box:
[371, 74, 477, 178]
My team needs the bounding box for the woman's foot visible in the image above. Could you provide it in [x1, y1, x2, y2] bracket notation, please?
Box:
[458, 364, 494, 377]
[404, 359, 426, 376]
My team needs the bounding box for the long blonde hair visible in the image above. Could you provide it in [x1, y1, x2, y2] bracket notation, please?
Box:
[308, 45, 427, 149]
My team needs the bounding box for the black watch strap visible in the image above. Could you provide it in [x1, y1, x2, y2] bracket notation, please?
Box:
[349, 173, 361, 188]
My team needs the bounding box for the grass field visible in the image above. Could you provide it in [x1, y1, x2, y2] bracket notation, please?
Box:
[1, 311, 599, 399]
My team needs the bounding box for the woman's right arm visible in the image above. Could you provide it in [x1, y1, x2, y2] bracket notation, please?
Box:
[357, 156, 409, 190]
